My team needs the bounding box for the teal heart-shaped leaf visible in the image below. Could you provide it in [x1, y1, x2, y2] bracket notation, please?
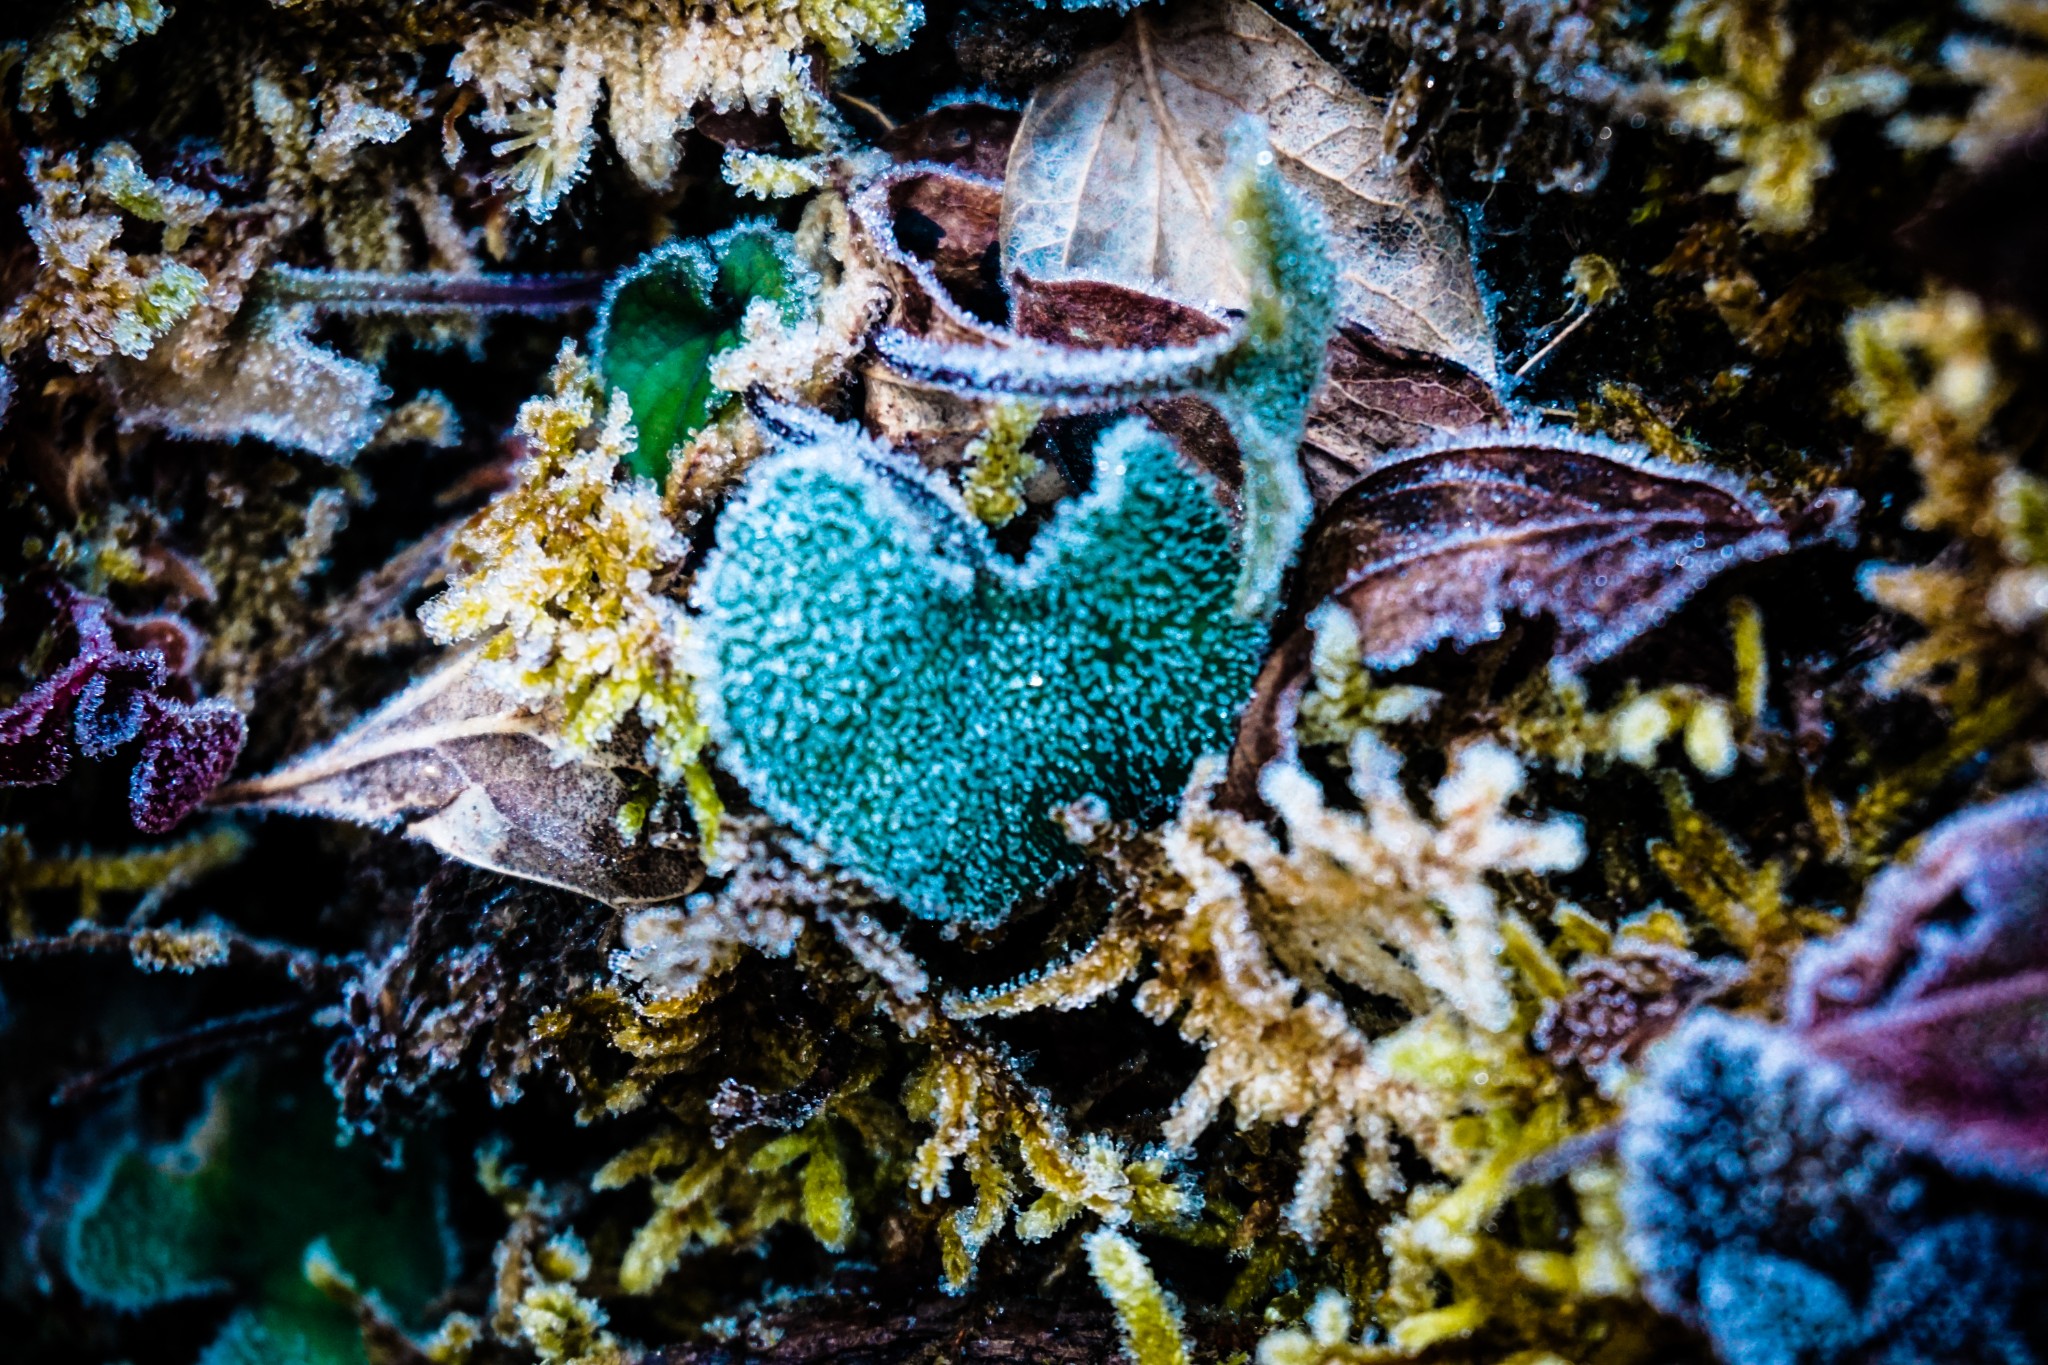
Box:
[696, 412, 1265, 924]
[593, 222, 816, 482]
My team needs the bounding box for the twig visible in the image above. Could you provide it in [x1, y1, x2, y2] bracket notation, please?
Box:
[51, 1000, 321, 1107]
[1511, 304, 1595, 379]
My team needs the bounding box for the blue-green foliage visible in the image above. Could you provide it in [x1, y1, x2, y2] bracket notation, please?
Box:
[696, 411, 1264, 924]
[65, 1069, 449, 1365]
[1205, 125, 1338, 618]
[592, 222, 816, 481]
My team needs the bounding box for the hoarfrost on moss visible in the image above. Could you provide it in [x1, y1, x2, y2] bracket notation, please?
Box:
[419, 346, 714, 832]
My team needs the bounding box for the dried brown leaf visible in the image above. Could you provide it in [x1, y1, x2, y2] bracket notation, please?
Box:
[850, 165, 1011, 465]
[1001, 0, 1496, 379]
[1225, 432, 1837, 805]
[213, 650, 700, 908]
[1297, 325, 1506, 503]
[1292, 432, 1810, 674]
[879, 102, 1022, 180]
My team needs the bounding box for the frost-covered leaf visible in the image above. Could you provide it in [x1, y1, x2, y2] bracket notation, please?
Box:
[103, 304, 389, 462]
[1790, 785, 2048, 1185]
[212, 650, 700, 908]
[1297, 326, 1506, 503]
[695, 406, 1262, 924]
[876, 126, 1337, 618]
[1001, 0, 1495, 380]
[1289, 431, 1813, 675]
[592, 223, 817, 481]
[1226, 432, 1827, 803]
[0, 578, 244, 830]
[1007, 285, 1506, 512]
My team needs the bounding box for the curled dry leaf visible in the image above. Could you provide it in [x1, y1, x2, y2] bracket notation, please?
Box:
[1228, 431, 1843, 796]
[1001, 0, 1495, 380]
[1790, 785, 2048, 1184]
[1289, 432, 1812, 674]
[852, 164, 1014, 466]
[212, 650, 701, 909]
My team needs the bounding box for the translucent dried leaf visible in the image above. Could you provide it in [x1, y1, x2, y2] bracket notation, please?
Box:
[1001, 0, 1495, 379]
[1296, 326, 1507, 503]
[213, 650, 700, 908]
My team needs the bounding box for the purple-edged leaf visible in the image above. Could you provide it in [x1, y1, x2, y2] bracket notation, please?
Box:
[1290, 431, 1815, 674]
[130, 698, 246, 834]
[0, 708, 73, 785]
[72, 655, 166, 758]
[1791, 787, 2048, 1185]
[1794, 787, 2048, 1024]
[1223, 431, 1838, 810]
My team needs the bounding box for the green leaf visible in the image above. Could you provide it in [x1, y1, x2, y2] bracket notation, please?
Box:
[64, 1068, 451, 1365]
[592, 222, 816, 482]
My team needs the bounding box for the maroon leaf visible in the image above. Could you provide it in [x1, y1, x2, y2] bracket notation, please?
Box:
[130, 699, 247, 834]
[1790, 786, 2048, 1185]
[1223, 431, 1843, 809]
[1290, 431, 1814, 675]
[0, 579, 244, 829]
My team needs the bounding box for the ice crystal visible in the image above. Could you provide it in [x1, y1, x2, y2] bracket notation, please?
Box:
[1253, 736, 1583, 1036]
[449, 0, 923, 219]
[695, 410, 1263, 924]
[419, 347, 714, 830]
[906, 1040, 1193, 1289]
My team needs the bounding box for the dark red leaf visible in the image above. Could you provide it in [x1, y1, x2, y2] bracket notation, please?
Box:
[130, 698, 246, 834]
[1290, 431, 1813, 674]
[1224, 431, 1843, 810]
[1791, 786, 2048, 1185]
